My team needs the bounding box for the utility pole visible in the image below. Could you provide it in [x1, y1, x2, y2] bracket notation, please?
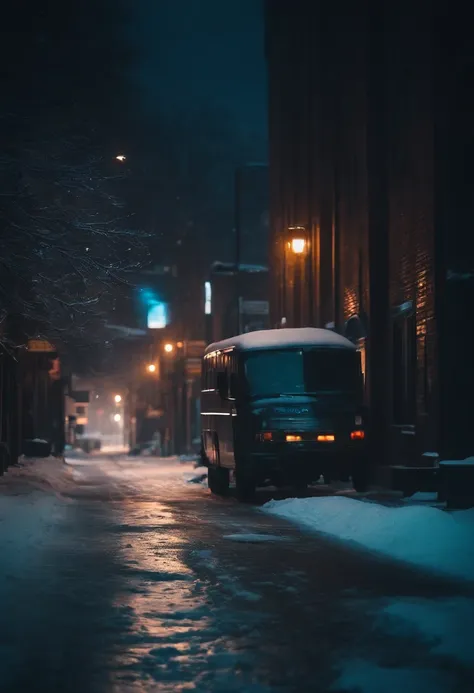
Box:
[234, 166, 242, 335]
[233, 162, 268, 336]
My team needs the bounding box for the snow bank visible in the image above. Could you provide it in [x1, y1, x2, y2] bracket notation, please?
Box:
[439, 456, 474, 466]
[3, 456, 72, 492]
[262, 496, 474, 582]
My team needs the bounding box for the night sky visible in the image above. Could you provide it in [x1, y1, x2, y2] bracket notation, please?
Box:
[130, 0, 267, 142]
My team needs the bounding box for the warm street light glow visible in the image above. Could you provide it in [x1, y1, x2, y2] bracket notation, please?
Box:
[287, 226, 308, 255]
[115, 154, 126, 162]
[113, 413, 121, 422]
[290, 237, 306, 254]
[177, 341, 184, 348]
[147, 363, 157, 373]
[114, 394, 122, 403]
[164, 343, 174, 353]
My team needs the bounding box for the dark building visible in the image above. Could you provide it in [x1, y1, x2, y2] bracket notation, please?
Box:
[265, 0, 474, 466]
[205, 262, 270, 344]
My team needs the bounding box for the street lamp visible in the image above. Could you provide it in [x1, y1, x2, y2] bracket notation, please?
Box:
[146, 363, 157, 373]
[115, 154, 126, 162]
[234, 162, 267, 334]
[287, 226, 308, 255]
[113, 413, 121, 422]
[164, 343, 174, 354]
[114, 394, 122, 404]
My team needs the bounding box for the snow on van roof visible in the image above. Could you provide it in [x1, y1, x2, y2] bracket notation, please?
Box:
[205, 328, 356, 355]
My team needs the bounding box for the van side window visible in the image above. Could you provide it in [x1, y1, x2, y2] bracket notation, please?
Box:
[203, 357, 207, 390]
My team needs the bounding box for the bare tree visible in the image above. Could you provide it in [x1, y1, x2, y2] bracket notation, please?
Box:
[0, 123, 148, 349]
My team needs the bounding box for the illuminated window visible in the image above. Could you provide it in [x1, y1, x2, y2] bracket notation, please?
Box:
[204, 281, 212, 315]
[147, 303, 168, 329]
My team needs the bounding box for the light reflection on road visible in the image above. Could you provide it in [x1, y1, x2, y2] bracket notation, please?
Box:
[106, 498, 268, 691]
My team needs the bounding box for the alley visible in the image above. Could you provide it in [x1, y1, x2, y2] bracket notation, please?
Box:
[1, 454, 473, 693]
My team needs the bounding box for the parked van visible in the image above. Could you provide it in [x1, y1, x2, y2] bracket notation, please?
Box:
[200, 327, 368, 500]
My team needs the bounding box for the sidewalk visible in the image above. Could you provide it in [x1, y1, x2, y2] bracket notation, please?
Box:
[0, 455, 73, 496]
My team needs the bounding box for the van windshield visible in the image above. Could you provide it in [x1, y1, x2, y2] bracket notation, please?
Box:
[244, 348, 361, 398]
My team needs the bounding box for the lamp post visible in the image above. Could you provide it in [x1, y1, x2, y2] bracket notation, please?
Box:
[286, 226, 309, 328]
[234, 162, 267, 335]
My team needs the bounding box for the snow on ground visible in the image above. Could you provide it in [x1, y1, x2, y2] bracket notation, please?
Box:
[263, 495, 474, 582]
[330, 659, 453, 693]
[330, 594, 474, 691]
[63, 454, 204, 497]
[1, 453, 203, 500]
[0, 468, 68, 598]
[1, 455, 73, 493]
[379, 597, 474, 667]
[183, 466, 208, 485]
[223, 533, 290, 543]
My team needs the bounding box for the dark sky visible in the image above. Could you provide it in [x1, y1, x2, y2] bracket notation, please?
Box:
[131, 0, 267, 141]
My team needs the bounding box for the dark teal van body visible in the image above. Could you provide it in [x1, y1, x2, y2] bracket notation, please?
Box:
[200, 328, 368, 500]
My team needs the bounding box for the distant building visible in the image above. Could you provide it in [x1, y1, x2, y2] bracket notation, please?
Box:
[205, 262, 270, 344]
[265, 0, 474, 464]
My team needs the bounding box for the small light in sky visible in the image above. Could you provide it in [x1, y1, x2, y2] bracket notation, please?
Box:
[115, 154, 126, 162]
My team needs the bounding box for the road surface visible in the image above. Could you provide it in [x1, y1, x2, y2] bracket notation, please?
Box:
[1, 454, 473, 692]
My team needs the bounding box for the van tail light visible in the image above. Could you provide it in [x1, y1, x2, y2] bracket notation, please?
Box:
[317, 434, 335, 442]
[286, 434, 302, 442]
[351, 430, 365, 440]
[256, 431, 273, 442]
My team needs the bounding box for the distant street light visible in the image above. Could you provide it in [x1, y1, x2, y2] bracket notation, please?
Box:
[114, 394, 122, 403]
[113, 413, 122, 422]
[115, 154, 127, 162]
[146, 363, 157, 373]
[164, 343, 174, 354]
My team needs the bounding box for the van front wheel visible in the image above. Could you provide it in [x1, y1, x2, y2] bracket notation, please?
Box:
[235, 465, 257, 502]
[208, 466, 230, 496]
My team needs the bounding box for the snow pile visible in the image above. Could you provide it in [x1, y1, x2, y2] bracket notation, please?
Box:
[3, 456, 72, 493]
[183, 466, 208, 485]
[439, 456, 474, 466]
[263, 496, 474, 582]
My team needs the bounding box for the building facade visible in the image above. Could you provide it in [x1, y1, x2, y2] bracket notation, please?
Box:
[265, 0, 474, 464]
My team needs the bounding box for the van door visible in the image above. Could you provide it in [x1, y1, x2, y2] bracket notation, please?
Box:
[215, 355, 234, 468]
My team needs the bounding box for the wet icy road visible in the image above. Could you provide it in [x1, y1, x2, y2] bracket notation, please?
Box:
[1, 455, 474, 693]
